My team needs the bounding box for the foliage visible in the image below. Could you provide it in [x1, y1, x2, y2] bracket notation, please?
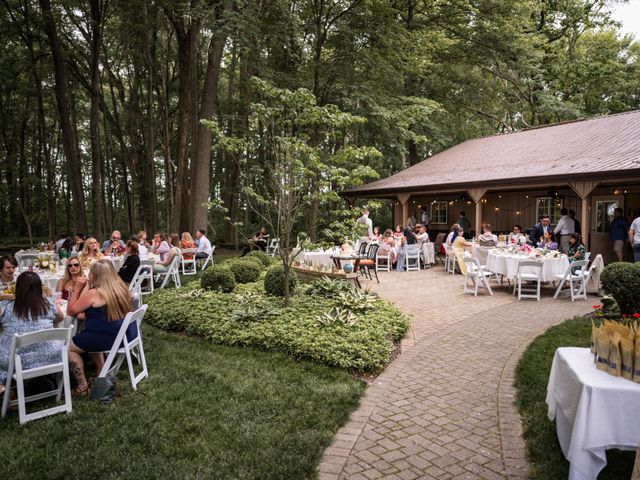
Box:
[305, 276, 378, 313]
[305, 276, 355, 298]
[226, 259, 262, 284]
[200, 265, 236, 293]
[514, 316, 635, 479]
[145, 282, 411, 373]
[246, 250, 273, 267]
[600, 262, 640, 314]
[264, 264, 298, 298]
[316, 307, 358, 327]
[0, 325, 365, 479]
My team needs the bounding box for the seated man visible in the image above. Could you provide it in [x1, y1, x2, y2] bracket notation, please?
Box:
[195, 229, 213, 260]
[508, 224, 527, 244]
[241, 227, 269, 256]
[101, 230, 125, 254]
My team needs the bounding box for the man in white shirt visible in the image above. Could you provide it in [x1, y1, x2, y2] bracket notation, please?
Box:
[195, 229, 213, 260]
[629, 215, 640, 263]
[554, 208, 575, 253]
[356, 208, 373, 247]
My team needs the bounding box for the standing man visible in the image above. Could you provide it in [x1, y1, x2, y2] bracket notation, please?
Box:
[610, 207, 630, 262]
[457, 211, 471, 239]
[629, 212, 640, 263]
[195, 229, 213, 261]
[569, 209, 581, 234]
[356, 208, 373, 247]
[554, 208, 575, 253]
[420, 205, 430, 229]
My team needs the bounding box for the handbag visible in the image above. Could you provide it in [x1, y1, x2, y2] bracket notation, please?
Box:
[90, 372, 117, 404]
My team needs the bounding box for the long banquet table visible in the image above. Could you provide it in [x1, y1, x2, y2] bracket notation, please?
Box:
[485, 250, 569, 282]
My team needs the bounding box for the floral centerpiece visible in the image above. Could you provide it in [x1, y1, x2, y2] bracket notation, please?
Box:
[34, 255, 52, 270]
[517, 243, 533, 255]
[114, 244, 126, 256]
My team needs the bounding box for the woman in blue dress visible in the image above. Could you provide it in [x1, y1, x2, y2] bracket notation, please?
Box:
[67, 260, 134, 395]
[0, 272, 64, 396]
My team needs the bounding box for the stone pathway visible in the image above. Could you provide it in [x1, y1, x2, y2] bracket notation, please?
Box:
[317, 266, 593, 479]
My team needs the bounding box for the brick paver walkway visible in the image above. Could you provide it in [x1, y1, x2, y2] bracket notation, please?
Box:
[318, 266, 592, 479]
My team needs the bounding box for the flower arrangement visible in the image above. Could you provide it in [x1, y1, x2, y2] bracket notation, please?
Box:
[517, 243, 533, 254]
[115, 244, 126, 256]
[34, 255, 52, 270]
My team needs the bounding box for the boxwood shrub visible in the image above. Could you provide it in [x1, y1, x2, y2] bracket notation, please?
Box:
[201, 265, 236, 293]
[145, 282, 410, 373]
[227, 259, 262, 284]
[264, 264, 297, 297]
[246, 250, 273, 267]
[240, 256, 264, 271]
[601, 262, 640, 314]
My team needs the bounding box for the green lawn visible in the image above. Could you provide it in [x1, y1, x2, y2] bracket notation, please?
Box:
[514, 316, 636, 479]
[0, 325, 365, 479]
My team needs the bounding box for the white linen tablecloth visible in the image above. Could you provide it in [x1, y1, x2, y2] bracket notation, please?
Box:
[299, 248, 340, 268]
[485, 252, 569, 282]
[546, 347, 640, 480]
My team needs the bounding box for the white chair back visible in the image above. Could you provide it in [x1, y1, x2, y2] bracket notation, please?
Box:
[200, 245, 216, 270]
[375, 248, 391, 272]
[462, 257, 494, 296]
[267, 238, 280, 256]
[131, 259, 154, 296]
[515, 261, 543, 301]
[180, 248, 197, 275]
[553, 259, 589, 301]
[1, 327, 73, 424]
[158, 253, 181, 289]
[404, 244, 421, 271]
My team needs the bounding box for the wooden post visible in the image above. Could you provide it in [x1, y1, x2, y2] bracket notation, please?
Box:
[467, 188, 488, 238]
[397, 193, 411, 228]
[569, 181, 599, 250]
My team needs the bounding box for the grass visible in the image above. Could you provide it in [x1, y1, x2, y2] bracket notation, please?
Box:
[0, 325, 365, 479]
[514, 316, 636, 479]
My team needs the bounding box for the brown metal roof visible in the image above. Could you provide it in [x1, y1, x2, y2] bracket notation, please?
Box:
[344, 110, 640, 196]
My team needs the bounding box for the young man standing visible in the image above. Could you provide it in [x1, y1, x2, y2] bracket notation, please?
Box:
[629, 213, 640, 263]
[610, 207, 630, 262]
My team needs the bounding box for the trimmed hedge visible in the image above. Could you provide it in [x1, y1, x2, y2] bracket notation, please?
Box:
[201, 265, 236, 293]
[145, 282, 410, 373]
[601, 262, 640, 314]
[264, 264, 297, 297]
[240, 256, 264, 271]
[227, 259, 262, 284]
[246, 250, 273, 267]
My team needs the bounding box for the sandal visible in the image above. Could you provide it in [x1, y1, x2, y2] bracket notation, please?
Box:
[72, 385, 90, 398]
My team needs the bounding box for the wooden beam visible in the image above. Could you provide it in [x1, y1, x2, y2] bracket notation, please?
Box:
[467, 188, 487, 204]
[581, 196, 591, 249]
[397, 193, 411, 206]
[475, 200, 483, 239]
[569, 180, 599, 199]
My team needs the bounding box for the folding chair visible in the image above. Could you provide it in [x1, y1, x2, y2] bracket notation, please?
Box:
[266, 238, 280, 256]
[180, 248, 197, 275]
[444, 244, 457, 274]
[155, 254, 181, 289]
[198, 245, 216, 270]
[404, 244, 421, 271]
[18, 254, 38, 269]
[513, 261, 543, 301]
[433, 233, 446, 265]
[553, 260, 589, 301]
[462, 257, 494, 296]
[131, 259, 154, 296]
[375, 248, 391, 272]
[2, 327, 73, 424]
[93, 305, 149, 391]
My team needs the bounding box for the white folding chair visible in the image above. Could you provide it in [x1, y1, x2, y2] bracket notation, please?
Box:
[462, 257, 494, 296]
[404, 244, 421, 271]
[266, 238, 280, 256]
[131, 259, 154, 296]
[180, 248, 197, 275]
[553, 259, 589, 301]
[18, 254, 38, 269]
[375, 249, 391, 272]
[513, 260, 543, 301]
[444, 244, 457, 274]
[94, 305, 149, 391]
[156, 254, 181, 289]
[2, 327, 73, 424]
[198, 245, 216, 270]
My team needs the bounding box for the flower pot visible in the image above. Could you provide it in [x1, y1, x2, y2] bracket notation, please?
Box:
[343, 263, 354, 274]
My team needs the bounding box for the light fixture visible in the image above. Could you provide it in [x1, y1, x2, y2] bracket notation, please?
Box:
[525, 195, 529, 199]
[516, 210, 520, 215]
[614, 189, 620, 195]
[498, 195, 502, 199]
[624, 190, 628, 194]
[495, 207, 499, 212]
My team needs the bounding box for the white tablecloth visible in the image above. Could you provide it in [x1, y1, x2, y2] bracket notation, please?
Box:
[486, 252, 569, 282]
[299, 248, 340, 268]
[421, 242, 435, 265]
[546, 347, 640, 480]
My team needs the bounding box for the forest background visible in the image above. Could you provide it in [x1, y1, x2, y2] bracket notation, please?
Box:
[1, 0, 639, 247]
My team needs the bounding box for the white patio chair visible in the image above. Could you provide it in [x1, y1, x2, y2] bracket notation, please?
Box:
[419, 241, 434, 268]
[18, 254, 38, 269]
[156, 254, 181, 289]
[266, 238, 280, 256]
[93, 305, 149, 391]
[180, 248, 197, 275]
[553, 259, 590, 301]
[375, 249, 391, 272]
[462, 257, 494, 296]
[1, 327, 73, 424]
[444, 244, 457, 274]
[131, 259, 154, 296]
[513, 261, 543, 301]
[404, 244, 421, 271]
[198, 245, 216, 270]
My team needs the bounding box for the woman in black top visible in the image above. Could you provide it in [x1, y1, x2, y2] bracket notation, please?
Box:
[118, 239, 141, 284]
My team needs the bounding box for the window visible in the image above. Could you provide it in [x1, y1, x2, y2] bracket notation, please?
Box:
[595, 200, 619, 233]
[430, 201, 448, 225]
[536, 197, 563, 224]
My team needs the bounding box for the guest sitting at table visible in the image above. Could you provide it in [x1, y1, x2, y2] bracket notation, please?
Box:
[118, 240, 141, 284]
[58, 237, 75, 259]
[137, 230, 149, 248]
[508, 225, 527, 245]
[371, 227, 380, 242]
[78, 237, 104, 269]
[477, 224, 498, 247]
[537, 231, 558, 250]
[1, 255, 17, 293]
[445, 223, 460, 246]
[102, 230, 125, 255]
[154, 234, 180, 273]
[0, 271, 65, 396]
[195, 229, 213, 261]
[567, 233, 587, 262]
[67, 260, 134, 396]
[378, 229, 398, 264]
[392, 225, 403, 240]
[180, 232, 196, 259]
[72, 233, 86, 254]
[56, 255, 87, 301]
[452, 225, 472, 275]
[151, 232, 171, 261]
[241, 227, 269, 256]
[415, 224, 429, 243]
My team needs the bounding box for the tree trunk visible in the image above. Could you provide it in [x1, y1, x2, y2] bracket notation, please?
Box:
[143, 3, 158, 233]
[223, 43, 239, 245]
[39, 0, 87, 232]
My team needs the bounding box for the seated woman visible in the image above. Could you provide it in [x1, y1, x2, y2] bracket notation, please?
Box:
[180, 232, 196, 259]
[537, 232, 558, 250]
[477, 224, 498, 247]
[118, 240, 141, 284]
[154, 234, 180, 273]
[377, 229, 398, 264]
[72, 233, 86, 254]
[78, 237, 104, 269]
[392, 225, 403, 240]
[0, 272, 64, 395]
[151, 233, 170, 261]
[371, 227, 380, 242]
[58, 237, 75, 259]
[66, 260, 134, 395]
[56, 255, 87, 301]
[445, 223, 460, 246]
[567, 233, 587, 262]
[451, 225, 472, 275]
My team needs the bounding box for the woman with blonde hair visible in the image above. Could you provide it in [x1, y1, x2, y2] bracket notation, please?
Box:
[78, 237, 103, 268]
[67, 260, 134, 395]
[180, 232, 196, 260]
[55, 255, 86, 301]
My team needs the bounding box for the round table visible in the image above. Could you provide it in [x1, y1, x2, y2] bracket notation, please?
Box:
[485, 251, 569, 282]
[299, 248, 340, 268]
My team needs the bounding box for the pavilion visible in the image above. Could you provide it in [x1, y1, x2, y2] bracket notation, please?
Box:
[342, 110, 640, 263]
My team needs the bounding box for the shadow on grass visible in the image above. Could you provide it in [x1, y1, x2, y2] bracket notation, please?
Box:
[514, 316, 635, 479]
[0, 325, 365, 480]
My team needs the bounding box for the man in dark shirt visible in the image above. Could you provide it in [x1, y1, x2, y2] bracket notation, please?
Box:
[610, 207, 630, 262]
